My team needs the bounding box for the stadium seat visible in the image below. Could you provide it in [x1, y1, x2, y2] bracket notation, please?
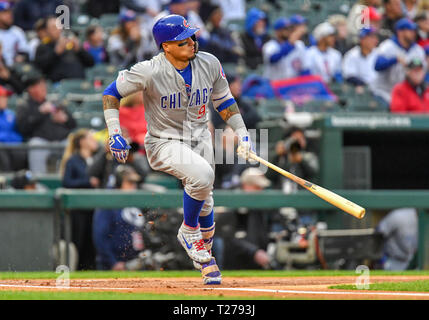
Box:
[257, 98, 286, 120]
[79, 101, 103, 112]
[58, 79, 101, 102]
[99, 13, 119, 34]
[85, 64, 118, 85]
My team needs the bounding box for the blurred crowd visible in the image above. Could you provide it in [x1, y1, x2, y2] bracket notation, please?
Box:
[0, 0, 424, 271]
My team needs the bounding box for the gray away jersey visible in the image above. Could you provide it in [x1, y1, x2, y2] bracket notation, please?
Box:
[115, 51, 233, 141]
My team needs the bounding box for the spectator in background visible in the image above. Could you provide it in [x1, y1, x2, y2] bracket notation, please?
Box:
[28, 18, 48, 62]
[274, 126, 319, 225]
[347, 0, 382, 42]
[88, 139, 149, 189]
[60, 129, 100, 270]
[328, 14, 351, 55]
[239, 7, 270, 69]
[119, 91, 147, 146]
[16, 74, 76, 174]
[83, 25, 109, 65]
[0, 43, 26, 94]
[402, 0, 419, 20]
[13, 0, 63, 31]
[107, 10, 146, 69]
[371, 18, 425, 106]
[415, 11, 429, 48]
[376, 208, 418, 270]
[10, 169, 47, 190]
[262, 17, 308, 81]
[200, 3, 243, 63]
[0, 85, 26, 172]
[342, 27, 379, 87]
[305, 22, 343, 83]
[289, 15, 316, 48]
[34, 16, 95, 83]
[215, 167, 275, 270]
[0, 1, 30, 67]
[274, 126, 319, 194]
[93, 165, 146, 270]
[379, 0, 404, 39]
[390, 58, 429, 113]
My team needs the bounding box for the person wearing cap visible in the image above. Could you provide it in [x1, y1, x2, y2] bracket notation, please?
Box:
[289, 14, 316, 47]
[0, 1, 30, 67]
[390, 58, 429, 113]
[262, 17, 309, 80]
[93, 165, 146, 270]
[34, 16, 94, 83]
[15, 73, 76, 174]
[304, 22, 343, 83]
[238, 7, 271, 69]
[0, 85, 26, 172]
[342, 27, 379, 87]
[371, 17, 426, 105]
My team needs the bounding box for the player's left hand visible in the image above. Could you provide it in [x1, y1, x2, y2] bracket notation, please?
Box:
[109, 134, 131, 163]
[236, 135, 257, 164]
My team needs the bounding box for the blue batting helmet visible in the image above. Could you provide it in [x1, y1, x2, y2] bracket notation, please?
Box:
[152, 14, 199, 49]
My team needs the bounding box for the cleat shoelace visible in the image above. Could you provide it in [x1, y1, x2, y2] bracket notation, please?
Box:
[194, 239, 206, 251]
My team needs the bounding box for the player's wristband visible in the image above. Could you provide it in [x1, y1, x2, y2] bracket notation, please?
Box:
[226, 114, 248, 140]
[104, 109, 122, 136]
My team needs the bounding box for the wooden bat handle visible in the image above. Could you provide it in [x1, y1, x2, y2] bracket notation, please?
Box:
[249, 153, 366, 219]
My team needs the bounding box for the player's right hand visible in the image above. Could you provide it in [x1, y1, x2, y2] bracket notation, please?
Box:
[109, 134, 131, 163]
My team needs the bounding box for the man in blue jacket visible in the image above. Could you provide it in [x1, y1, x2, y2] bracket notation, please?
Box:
[93, 165, 146, 270]
[0, 85, 25, 171]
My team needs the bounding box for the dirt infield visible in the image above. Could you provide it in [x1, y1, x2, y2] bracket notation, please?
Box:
[1, 275, 429, 299]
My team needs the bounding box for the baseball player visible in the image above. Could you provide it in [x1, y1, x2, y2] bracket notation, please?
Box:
[102, 14, 255, 285]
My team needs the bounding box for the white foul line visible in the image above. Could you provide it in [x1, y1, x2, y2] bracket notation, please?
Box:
[192, 287, 429, 298]
[0, 284, 133, 291]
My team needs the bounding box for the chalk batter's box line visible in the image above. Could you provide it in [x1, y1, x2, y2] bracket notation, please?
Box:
[191, 287, 429, 298]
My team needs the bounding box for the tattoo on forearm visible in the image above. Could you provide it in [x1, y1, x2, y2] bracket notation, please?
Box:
[219, 103, 240, 122]
[102, 95, 120, 110]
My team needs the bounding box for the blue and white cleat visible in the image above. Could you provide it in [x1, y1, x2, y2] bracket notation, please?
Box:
[177, 223, 211, 263]
[194, 257, 222, 285]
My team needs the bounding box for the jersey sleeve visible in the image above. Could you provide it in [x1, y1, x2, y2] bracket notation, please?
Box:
[115, 61, 151, 97]
[211, 58, 235, 111]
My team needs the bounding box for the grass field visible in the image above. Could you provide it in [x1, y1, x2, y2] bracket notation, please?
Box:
[330, 279, 429, 292]
[2, 270, 429, 300]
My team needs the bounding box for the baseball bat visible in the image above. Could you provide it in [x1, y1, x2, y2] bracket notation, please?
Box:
[248, 153, 366, 219]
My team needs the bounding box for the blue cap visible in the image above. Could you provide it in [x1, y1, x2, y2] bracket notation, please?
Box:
[290, 14, 307, 25]
[0, 1, 11, 11]
[359, 27, 376, 38]
[119, 10, 137, 23]
[274, 17, 291, 30]
[395, 18, 417, 32]
[170, 0, 189, 4]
